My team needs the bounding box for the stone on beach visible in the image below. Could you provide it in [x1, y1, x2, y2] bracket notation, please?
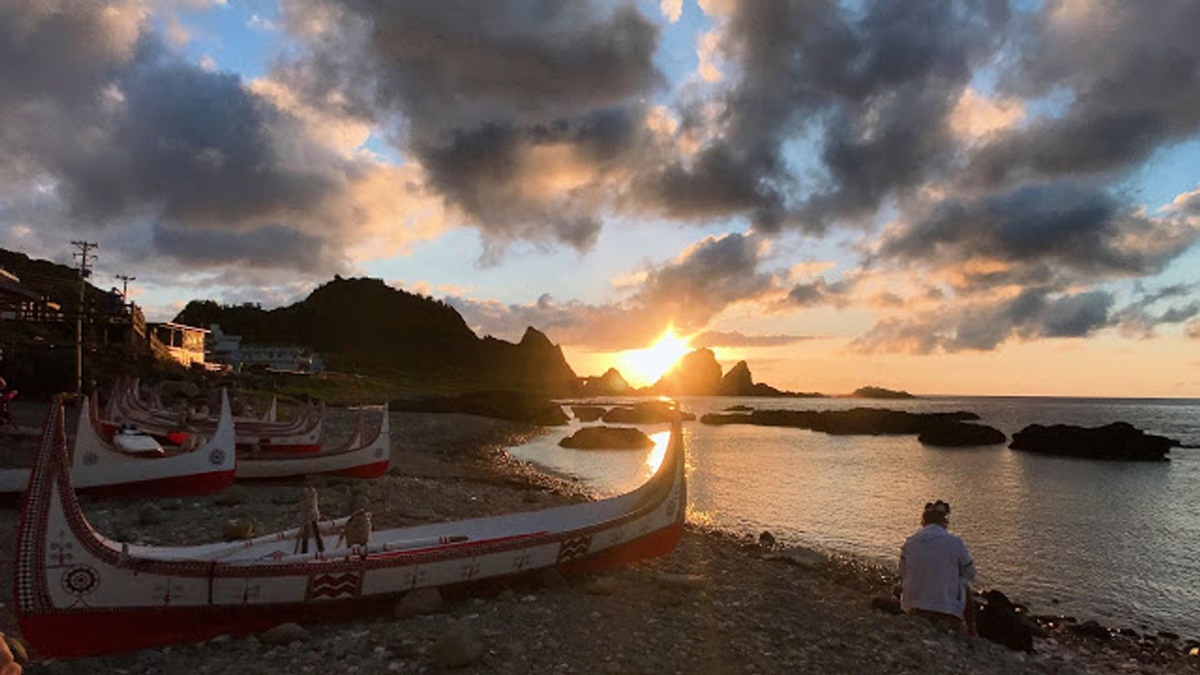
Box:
[558, 426, 655, 450]
[394, 587, 444, 618]
[221, 517, 255, 541]
[260, 623, 310, 646]
[430, 619, 483, 669]
[213, 485, 248, 506]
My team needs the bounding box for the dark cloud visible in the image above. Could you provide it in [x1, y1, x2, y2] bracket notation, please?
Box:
[633, 233, 778, 331]
[969, 0, 1200, 187]
[1111, 283, 1200, 337]
[277, 0, 662, 251]
[691, 331, 816, 348]
[446, 232, 784, 350]
[877, 182, 1199, 290]
[0, 1, 396, 282]
[786, 276, 856, 307]
[643, 0, 1006, 231]
[852, 287, 1116, 354]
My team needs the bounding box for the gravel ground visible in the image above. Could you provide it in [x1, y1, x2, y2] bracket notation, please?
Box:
[0, 403, 1197, 674]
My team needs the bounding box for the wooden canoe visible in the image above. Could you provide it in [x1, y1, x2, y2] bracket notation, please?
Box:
[0, 394, 236, 497]
[234, 405, 391, 480]
[14, 397, 686, 658]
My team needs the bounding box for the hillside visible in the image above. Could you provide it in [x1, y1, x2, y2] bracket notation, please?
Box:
[175, 276, 578, 394]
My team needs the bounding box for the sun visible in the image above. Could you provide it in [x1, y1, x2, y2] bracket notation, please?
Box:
[615, 326, 693, 388]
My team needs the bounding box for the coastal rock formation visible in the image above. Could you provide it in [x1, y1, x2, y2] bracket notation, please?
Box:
[652, 349, 723, 396]
[601, 401, 695, 424]
[718, 361, 791, 397]
[700, 407, 1004, 446]
[559, 426, 656, 450]
[570, 406, 605, 422]
[1009, 422, 1175, 461]
[579, 368, 631, 396]
[918, 422, 1007, 447]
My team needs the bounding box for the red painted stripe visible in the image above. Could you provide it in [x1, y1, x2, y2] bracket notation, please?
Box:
[328, 460, 389, 479]
[78, 469, 236, 499]
[235, 442, 321, 454]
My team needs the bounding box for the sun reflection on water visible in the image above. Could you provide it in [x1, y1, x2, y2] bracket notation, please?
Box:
[643, 430, 670, 477]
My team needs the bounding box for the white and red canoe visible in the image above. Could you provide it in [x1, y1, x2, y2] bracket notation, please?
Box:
[14, 397, 686, 658]
[107, 381, 324, 454]
[235, 405, 391, 481]
[0, 393, 236, 497]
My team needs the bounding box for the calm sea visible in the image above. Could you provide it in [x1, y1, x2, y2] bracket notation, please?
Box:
[507, 395, 1200, 638]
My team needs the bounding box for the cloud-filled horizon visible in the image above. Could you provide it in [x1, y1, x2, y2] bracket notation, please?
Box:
[2, 0, 1199, 395]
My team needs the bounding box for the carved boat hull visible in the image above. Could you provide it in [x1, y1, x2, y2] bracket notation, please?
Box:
[14, 398, 686, 658]
[0, 394, 236, 497]
[235, 405, 391, 480]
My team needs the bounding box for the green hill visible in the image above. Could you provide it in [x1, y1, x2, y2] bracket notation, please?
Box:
[175, 276, 578, 394]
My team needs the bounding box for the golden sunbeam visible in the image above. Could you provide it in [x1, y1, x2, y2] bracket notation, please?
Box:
[615, 326, 692, 388]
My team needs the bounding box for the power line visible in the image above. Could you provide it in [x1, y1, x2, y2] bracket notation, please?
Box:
[116, 274, 136, 299]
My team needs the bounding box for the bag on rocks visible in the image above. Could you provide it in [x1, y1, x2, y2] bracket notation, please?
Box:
[975, 590, 1035, 652]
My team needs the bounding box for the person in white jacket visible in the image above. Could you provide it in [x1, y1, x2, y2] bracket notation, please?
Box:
[899, 500, 976, 632]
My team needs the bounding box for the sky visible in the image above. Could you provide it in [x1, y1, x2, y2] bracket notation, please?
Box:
[1, 0, 1199, 397]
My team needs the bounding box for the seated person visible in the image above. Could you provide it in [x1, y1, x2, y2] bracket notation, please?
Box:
[898, 500, 976, 632]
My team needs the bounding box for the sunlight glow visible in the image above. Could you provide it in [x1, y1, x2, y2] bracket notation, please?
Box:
[642, 430, 670, 476]
[615, 326, 693, 388]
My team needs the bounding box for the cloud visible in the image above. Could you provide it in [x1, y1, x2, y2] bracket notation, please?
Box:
[852, 287, 1116, 354]
[966, 0, 1200, 188]
[1186, 320, 1200, 340]
[691, 330, 817, 348]
[447, 231, 787, 350]
[876, 182, 1200, 291]
[275, 0, 664, 254]
[0, 1, 447, 291]
[660, 0, 682, 23]
[633, 232, 779, 331]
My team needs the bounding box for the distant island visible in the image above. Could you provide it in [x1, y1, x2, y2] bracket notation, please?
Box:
[848, 386, 917, 399]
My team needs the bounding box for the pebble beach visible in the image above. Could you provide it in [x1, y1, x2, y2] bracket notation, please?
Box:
[0, 403, 1197, 674]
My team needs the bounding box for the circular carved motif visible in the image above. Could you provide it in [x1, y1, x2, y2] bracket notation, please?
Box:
[61, 565, 100, 597]
[209, 448, 226, 466]
[81, 452, 98, 466]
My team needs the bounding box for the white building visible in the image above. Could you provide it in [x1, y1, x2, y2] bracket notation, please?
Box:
[206, 324, 324, 373]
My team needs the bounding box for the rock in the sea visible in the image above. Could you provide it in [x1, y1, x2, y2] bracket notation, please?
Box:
[559, 426, 656, 450]
[260, 623, 309, 646]
[601, 401, 690, 424]
[571, 406, 605, 422]
[700, 408, 997, 448]
[393, 587, 444, 618]
[1009, 422, 1175, 461]
[430, 620, 483, 669]
[850, 386, 916, 399]
[918, 422, 1007, 447]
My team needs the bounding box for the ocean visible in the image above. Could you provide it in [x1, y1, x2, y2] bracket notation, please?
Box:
[506, 395, 1200, 638]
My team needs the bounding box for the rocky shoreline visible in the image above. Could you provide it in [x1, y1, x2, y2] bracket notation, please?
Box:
[0, 405, 1197, 673]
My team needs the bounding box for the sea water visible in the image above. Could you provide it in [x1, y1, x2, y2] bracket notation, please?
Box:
[507, 395, 1200, 638]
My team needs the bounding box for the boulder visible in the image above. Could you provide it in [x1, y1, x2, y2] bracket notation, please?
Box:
[918, 422, 1007, 447]
[221, 518, 255, 541]
[393, 587, 444, 618]
[212, 485, 247, 506]
[571, 406, 605, 422]
[1009, 422, 1175, 461]
[430, 620, 483, 669]
[260, 623, 309, 646]
[975, 590, 1036, 652]
[559, 426, 655, 450]
[138, 503, 165, 526]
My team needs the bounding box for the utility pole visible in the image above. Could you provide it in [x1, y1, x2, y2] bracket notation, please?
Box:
[71, 241, 98, 397]
[116, 274, 136, 300]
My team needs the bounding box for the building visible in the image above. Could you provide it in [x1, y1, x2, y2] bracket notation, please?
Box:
[206, 324, 324, 373]
[0, 266, 62, 322]
[148, 322, 209, 369]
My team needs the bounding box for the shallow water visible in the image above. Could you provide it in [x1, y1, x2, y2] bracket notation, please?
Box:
[508, 395, 1200, 638]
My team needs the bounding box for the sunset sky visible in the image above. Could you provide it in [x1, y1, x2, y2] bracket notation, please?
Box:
[2, 1, 1198, 396]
